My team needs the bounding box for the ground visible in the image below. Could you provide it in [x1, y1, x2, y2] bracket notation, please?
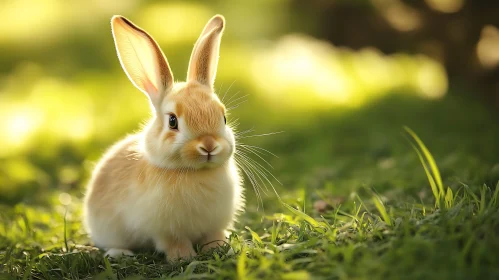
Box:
[1, 90, 499, 279]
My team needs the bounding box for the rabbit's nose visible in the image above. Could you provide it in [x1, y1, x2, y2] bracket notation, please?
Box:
[199, 146, 216, 153]
[197, 136, 220, 155]
[197, 144, 220, 156]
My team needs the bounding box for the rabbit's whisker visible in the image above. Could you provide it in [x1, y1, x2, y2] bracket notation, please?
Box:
[220, 80, 236, 103]
[225, 94, 248, 108]
[234, 156, 264, 211]
[237, 144, 279, 158]
[236, 149, 281, 198]
[237, 131, 285, 139]
[226, 100, 249, 111]
[237, 146, 274, 169]
[224, 89, 242, 105]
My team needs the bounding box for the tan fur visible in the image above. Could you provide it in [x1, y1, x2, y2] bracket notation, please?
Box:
[84, 14, 244, 261]
[162, 131, 176, 142]
[169, 84, 225, 134]
[175, 102, 184, 117]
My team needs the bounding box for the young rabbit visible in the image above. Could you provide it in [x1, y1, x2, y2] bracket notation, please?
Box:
[83, 14, 244, 261]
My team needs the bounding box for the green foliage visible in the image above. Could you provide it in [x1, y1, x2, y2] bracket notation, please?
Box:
[2, 178, 499, 279]
[2, 91, 499, 279]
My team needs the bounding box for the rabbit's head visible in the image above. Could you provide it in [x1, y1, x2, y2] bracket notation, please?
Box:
[111, 15, 235, 170]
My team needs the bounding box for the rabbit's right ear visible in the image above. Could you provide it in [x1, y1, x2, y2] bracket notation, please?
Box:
[111, 16, 174, 107]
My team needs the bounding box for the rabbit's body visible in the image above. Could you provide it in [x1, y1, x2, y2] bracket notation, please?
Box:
[84, 134, 242, 252]
[83, 15, 245, 260]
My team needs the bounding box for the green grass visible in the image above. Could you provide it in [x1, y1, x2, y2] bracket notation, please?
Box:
[1, 92, 499, 279]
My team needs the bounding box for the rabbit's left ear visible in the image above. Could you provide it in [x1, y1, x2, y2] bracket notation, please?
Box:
[187, 15, 225, 89]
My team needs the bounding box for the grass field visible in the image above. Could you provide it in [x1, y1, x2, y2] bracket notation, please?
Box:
[1, 89, 499, 279]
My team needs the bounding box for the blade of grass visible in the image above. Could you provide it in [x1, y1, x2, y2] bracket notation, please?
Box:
[372, 195, 392, 226]
[237, 246, 248, 280]
[479, 185, 487, 215]
[462, 183, 480, 207]
[445, 187, 453, 209]
[63, 209, 69, 253]
[408, 141, 441, 207]
[405, 127, 444, 195]
[282, 202, 320, 228]
[245, 226, 263, 247]
[488, 181, 499, 208]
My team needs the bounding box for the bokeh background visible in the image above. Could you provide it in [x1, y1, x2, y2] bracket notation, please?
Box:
[0, 0, 498, 214]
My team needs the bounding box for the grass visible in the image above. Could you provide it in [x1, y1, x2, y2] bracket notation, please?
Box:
[1, 91, 499, 279]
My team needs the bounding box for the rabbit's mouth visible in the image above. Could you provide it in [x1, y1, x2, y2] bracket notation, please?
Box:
[196, 144, 225, 166]
[195, 153, 228, 169]
[177, 136, 232, 169]
[201, 154, 220, 164]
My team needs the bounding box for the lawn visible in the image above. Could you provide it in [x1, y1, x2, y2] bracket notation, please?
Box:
[1, 87, 498, 279]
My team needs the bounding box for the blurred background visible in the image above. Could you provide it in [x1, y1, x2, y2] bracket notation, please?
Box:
[0, 0, 498, 210]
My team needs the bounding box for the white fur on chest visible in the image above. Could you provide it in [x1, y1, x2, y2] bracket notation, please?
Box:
[121, 161, 242, 244]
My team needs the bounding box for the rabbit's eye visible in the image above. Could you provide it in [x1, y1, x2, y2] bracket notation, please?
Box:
[169, 114, 178, 130]
[224, 115, 226, 124]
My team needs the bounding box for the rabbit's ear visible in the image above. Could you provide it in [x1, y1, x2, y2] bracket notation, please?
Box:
[111, 16, 174, 107]
[187, 15, 225, 89]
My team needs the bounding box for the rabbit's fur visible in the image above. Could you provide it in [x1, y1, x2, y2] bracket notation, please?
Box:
[83, 15, 244, 261]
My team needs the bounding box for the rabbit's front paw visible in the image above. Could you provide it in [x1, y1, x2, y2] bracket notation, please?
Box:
[167, 245, 197, 261]
[200, 231, 227, 252]
[155, 236, 196, 262]
[105, 248, 134, 258]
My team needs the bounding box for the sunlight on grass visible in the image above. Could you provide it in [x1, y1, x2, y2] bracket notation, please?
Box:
[0, 106, 42, 154]
[0, 76, 95, 156]
[0, 0, 138, 46]
[0, 0, 63, 44]
[0, 70, 150, 162]
[251, 35, 448, 110]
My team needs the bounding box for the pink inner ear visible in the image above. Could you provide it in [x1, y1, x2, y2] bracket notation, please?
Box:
[143, 78, 159, 99]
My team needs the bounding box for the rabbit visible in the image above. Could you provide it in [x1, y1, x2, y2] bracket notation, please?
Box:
[83, 14, 244, 261]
